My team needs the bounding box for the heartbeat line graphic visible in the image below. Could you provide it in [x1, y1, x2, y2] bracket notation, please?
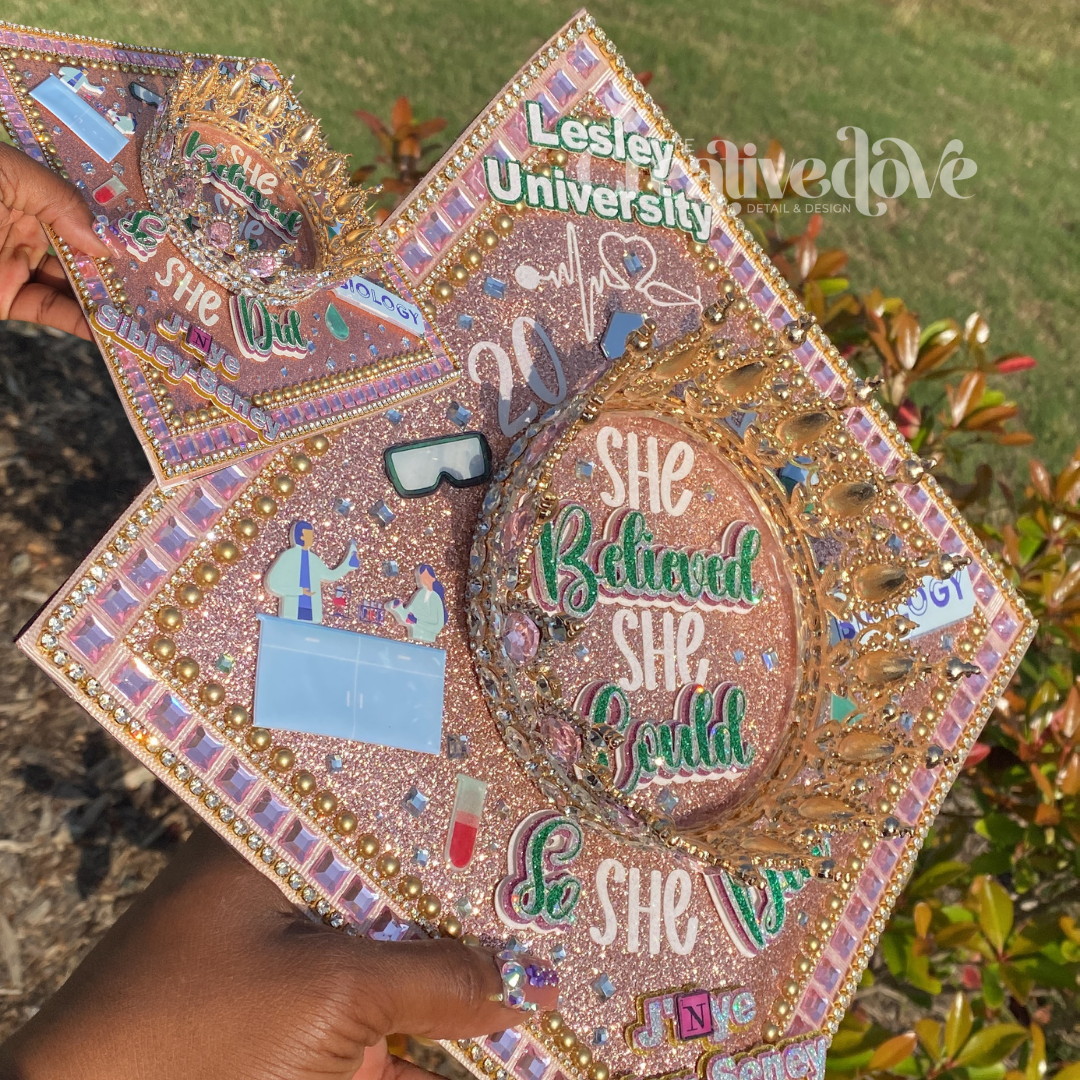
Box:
[513, 223, 703, 342]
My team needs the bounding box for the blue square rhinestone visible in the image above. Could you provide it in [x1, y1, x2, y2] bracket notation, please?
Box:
[482, 276, 507, 300]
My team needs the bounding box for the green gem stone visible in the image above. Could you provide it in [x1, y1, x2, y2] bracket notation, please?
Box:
[325, 301, 350, 341]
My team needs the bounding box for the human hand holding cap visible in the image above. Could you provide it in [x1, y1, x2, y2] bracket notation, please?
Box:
[0, 141, 110, 340]
[0, 824, 558, 1080]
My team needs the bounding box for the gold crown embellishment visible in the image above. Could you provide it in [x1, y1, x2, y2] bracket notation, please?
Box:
[141, 56, 375, 306]
[468, 319, 982, 881]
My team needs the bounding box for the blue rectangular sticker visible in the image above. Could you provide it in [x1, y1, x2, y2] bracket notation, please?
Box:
[334, 275, 425, 336]
[29, 75, 128, 162]
[253, 614, 445, 753]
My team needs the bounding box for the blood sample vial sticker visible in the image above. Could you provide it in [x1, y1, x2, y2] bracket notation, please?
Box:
[446, 773, 488, 869]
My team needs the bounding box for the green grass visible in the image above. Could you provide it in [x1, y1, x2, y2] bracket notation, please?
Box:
[5, 0, 1076, 475]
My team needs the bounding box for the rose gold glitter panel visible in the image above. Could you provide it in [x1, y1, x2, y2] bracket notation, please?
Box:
[0, 24, 454, 487]
[17, 13, 1034, 1080]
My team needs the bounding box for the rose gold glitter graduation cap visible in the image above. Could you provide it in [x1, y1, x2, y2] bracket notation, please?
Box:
[17, 12, 1033, 1080]
[0, 24, 453, 486]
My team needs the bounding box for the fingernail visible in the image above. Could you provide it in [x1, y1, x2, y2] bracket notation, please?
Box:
[494, 950, 559, 1013]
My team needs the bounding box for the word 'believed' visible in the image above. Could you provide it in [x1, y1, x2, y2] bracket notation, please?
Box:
[627, 984, 756, 1049]
[591, 859, 698, 956]
[183, 129, 301, 239]
[534, 506, 763, 618]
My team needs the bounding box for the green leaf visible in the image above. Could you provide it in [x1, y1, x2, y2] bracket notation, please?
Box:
[983, 963, 1005, 1008]
[971, 850, 1014, 877]
[919, 318, 958, 348]
[881, 929, 907, 977]
[946, 993, 975, 1059]
[1000, 962, 1035, 1001]
[975, 389, 1006, 410]
[818, 277, 850, 296]
[977, 877, 1014, 954]
[966, 1064, 1008, 1080]
[976, 814, 1025, 848]
[915, 1018, 943, 1061]
[955, 1025, 1029, 1068]
[909, 860, 970, 897]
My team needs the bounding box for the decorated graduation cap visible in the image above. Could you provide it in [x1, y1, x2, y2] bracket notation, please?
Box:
[13, 13, 1033, 1080]
[0, 26, 450, 486]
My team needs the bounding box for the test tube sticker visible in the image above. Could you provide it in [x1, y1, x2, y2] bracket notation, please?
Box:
[446, 773, 488, 869]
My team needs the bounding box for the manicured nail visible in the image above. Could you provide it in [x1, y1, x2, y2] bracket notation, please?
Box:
[493, 949, 559, 1012]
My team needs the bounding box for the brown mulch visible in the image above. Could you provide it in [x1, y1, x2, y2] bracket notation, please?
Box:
[0, 321, 196, 1040]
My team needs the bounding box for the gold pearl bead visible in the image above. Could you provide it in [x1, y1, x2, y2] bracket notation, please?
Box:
[493, 213, 514, 234]
[419, 299, 436, 318]
[463, 248, 483, 269]
[272, 747, 295, 771]
[288, 452, 312, 474]
[432, 279, 454, 302]
[293, 769, 316, 795]
[763, 1024, 780, 1044]
[784, 980, 799, 998]
[156, 605, 183, 631]
[688, 239, 708, 256]
[358, 833, 379, 858]
[590, 1064, 609, 1080]
[247, 727, 272, 751]
[559, 1031, 576, 1051]
[549, 148, 568, 167]
[448, 263, 469, 283]
[399, 875, 423, 899]
[575, 1047, 592, 1068]
[234, 517, 259, 540]
[703, 256, 720, 275]
[807, 936, 821, 953]
[151, 636, 176, 661]
[479, 228, 500, 249]
[253, 495, 277, 518]
[225, 704, 250, 729]
[796, 956, 811, 974]
[462, 933, 480, 947]
[213, 539, 240, 563]
[194, 562, 220, 587]
[376, 852, 400, 877]
[305, 434, 330, 456]
[420, 893, 441, 918]
[174, 657, 199, 682]
[272, 473, 295, 497]
[335, 811, 357, 834]
[200, 681, 225, 705]
[440, 915, 462, 938]
[544, 1012, 563, 1033]
[178, 583, 203, 607]
[314, 790, 338, 815]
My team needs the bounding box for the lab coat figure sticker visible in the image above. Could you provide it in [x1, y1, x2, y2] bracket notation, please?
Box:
[388, 564, 448, 643]
[265, 520, 359, 624]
